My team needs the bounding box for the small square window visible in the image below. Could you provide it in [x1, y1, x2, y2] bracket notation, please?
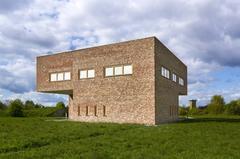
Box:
[64, 72, 71, 80]
[50, 73, 57, 81]
[124, 65, 132, 75]
[105, 67, 113, 76]
[57, 73, 64, 81]
[115, 66, 123, 76]
[88, 69, 95, 78]
[80, 70, 87, 79]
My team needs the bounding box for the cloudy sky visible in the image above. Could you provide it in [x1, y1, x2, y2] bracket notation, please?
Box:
[0, 0, 240, 106]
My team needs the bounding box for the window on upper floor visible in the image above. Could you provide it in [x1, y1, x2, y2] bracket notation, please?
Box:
[105, 64, 133, 77]
[179, 77, 184, 86]
[161, 67, 170, 79]
[64, 72, 71, 80]
[114, 66, 123, 76]
[50, 72, 71, 82]
[172, 73, 177, 82]
[79, 69, 95, 79]
[105, 67, 114, 77]
[123, 65, 133, 75]
[88, 69, 95, 78]
[57, 73, 64, 81]
[50, 73, 57, 82]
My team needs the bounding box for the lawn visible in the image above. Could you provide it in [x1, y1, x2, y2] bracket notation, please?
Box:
[0, 116, 239, 159]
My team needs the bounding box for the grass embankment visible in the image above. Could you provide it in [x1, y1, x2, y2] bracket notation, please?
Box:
[0, 116, 239, 159]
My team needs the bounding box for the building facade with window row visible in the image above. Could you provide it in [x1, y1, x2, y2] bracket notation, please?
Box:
[36, 37, 187, 125]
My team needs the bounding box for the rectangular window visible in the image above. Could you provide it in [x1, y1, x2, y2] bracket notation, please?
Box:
[114, 66, 123, 76]
[87, 69, 95, 78]
[57, 73, 64, 81]
[79, 69, 95, 79]
[78, 106, 80, 116]
[50, 72, 71, 82]
[172, 73, 177, 82]
[161, 67, 170, 79]
[64, 72, 71, 80]
[179, 77, 184, 86]
[124, 65, 133, 75]
[50, 73, 57, 82]
[80, 70, 87, 79]
[105, 64, 133, 77]
[105, 67, 113, 77]
[94, 105, 97, 116]
[103, 105, 106, 116]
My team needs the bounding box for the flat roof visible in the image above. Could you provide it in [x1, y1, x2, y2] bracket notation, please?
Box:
[37, 36, 156, 58]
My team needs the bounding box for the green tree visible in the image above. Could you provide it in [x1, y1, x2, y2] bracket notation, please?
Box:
[225, 99, 240, 115]
[35, 103, 44, 108]
[8, 99, 24, 117]
[207, 95, 225, 114]
[56, 102, 65, 109]
[0, 101, 7, 110]
[179, 106, 189, 116]
[24, 100, 35, 109]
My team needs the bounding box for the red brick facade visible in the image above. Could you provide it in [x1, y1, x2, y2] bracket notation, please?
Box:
[36, 37, 187, 125]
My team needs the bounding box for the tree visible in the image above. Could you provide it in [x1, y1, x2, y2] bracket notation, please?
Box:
[0, 101, 7, 110]
[225, 99, 240, 115]
[179, 106, 189, 116]
[207, 95, 225, 114]
[35, 103, 44, 108]
[8, 99, 24, 117]
[24, 100, 35, 109]
[56, 102, 65, 109]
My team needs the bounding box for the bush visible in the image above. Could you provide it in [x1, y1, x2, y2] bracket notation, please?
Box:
[56, 102, 65, 109]
[8, 99, 24, 117]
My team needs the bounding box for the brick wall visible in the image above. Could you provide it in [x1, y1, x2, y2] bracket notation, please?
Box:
[154, 38, 187, 124]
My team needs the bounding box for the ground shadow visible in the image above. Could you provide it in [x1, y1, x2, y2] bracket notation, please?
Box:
[178, 117, 240, 123]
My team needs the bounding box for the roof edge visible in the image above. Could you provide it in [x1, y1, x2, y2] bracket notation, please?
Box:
[37, 36, 157, 58]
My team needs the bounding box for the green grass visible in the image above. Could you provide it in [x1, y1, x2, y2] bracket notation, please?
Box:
[0, 116, 239, 159]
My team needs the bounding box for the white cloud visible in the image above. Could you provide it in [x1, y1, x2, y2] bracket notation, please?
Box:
[0, 0, 240, 105]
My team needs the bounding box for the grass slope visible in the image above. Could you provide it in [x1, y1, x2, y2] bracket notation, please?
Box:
[0, 116, 239, 159]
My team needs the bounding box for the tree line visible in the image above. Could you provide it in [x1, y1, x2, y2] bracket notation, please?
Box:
[0, 99, 66, 117]
[179, 95, 240, 116]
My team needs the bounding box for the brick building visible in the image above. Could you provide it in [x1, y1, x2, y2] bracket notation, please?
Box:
[36, 37, 187, 125]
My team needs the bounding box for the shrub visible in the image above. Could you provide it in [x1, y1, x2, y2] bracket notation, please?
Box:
[56, 102, 65, 109]
[8, 99, 24, 117]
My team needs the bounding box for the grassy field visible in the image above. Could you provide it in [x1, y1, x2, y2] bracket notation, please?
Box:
[0, 116, 239, 159]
